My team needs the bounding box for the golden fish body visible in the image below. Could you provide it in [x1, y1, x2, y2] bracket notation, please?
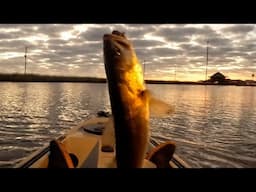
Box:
[103, 31, 150, 168]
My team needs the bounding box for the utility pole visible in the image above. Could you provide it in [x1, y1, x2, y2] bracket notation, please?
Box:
[24, 46, 28, 75]
[205, 40, 209, 81]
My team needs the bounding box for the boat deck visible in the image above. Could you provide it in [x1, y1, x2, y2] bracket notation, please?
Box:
[16, 116, 190, 168]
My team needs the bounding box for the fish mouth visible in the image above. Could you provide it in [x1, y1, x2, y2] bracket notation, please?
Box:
[103, 31, 131, 57]
[103, 30, 126, 41]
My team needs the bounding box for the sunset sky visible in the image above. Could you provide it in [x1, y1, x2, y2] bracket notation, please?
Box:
[0, 24, 255, 81]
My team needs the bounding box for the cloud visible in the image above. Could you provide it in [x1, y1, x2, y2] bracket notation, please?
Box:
[0, 24, 255, 81]
[0, 40, 34, 49]
[195, 35, 232, 47]
[125, 25, 157, 38]
[179, 43, 205, 57]
[154, 26, 215, 42]
[80, 26, 112, 41]
[152, 47, 183, 57]
[36, 24, 75, 37]
[222, 25, 255, 34]
[132, 39, 164, 48]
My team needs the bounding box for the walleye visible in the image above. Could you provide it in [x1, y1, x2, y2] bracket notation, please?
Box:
[103, 31, 150, 168]
[103, 30, 174, 168]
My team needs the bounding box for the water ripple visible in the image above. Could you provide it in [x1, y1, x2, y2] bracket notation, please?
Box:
[0, 83, 256, 168]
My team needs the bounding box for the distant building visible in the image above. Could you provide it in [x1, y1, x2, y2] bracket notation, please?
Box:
[209, 72, 226, 84]
[202, 72, 256, 86]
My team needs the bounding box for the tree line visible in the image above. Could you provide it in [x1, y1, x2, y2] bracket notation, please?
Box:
[0, 73, 107, 83]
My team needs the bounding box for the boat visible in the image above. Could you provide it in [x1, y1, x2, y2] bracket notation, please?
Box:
[16, 112, 190, 168]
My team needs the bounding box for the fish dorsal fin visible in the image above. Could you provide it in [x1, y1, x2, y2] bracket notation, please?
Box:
[48, 140, 75, 168]
[149, 95, 175, 117]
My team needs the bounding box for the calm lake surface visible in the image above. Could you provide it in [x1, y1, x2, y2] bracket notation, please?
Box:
[0, 82, 255, 168]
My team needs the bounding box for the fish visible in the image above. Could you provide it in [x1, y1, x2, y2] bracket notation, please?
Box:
[103, 30, 174, 168]
[103, 30, 150, 168]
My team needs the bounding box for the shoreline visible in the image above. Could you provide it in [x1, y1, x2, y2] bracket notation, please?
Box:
[0, 74, 255, 86]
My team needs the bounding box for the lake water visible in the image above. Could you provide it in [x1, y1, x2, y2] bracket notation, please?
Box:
[0, 82, 255, 168]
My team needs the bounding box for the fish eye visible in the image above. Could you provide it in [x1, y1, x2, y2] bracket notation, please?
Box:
[114, 47, 121, 56]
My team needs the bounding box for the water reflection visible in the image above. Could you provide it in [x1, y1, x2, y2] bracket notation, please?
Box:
[0, 82, 110, 167]
[0, 83, 255, 167]
[148, 84, 256, 167]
